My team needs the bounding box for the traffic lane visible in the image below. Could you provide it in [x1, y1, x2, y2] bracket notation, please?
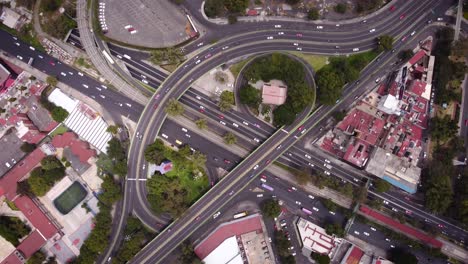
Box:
[0, 30, 143, 120]
[184, 89, 276, 135]
[113, 50, 167, 83]
[126, 66, 160, 89]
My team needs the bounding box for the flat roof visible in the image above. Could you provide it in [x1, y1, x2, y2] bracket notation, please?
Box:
[408, 50, 426, 65]
[202, 236, 242, 264]
[297, 218, 336, 255]
[195, 214, 263, 260]
[262, 83, 287, 105]
[16, 230, 46, 258]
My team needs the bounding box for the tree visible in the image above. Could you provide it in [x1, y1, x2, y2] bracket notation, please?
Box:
[311, 252, 330, 264]
[107, 137, 126, 161]
[204, 0, 224, 17]
[195, 118, 208, 130]
[377, 35, 394, 51]
[27, 251, 46, 264]
[106, 125, 119, 134]
[178, 240, 202, 264]
[399, 49, 414, 61]
[99, 175, 121, 206]
[332, 111, 346, 122]
[219, 90, 235, 111]
[294, 169, 310, 185]
[190, 152, 207, 166]
[261, 199, 281, 218]
[228, 14, 238, 24]
[374, 179, 391, 193]
[341, 183, 354, 197]
[224, 0, 248, 13]
[8, 97, 16, 103]
[307, 8, 319, 20]
[273, 105, 296, 126]
[144, 139, 166, 164]
[325, 223, 344, 237]
[322, 199, 338, 212]
[239, 84, 261, 108]
[356, 0, 383, 13]
[150, 48, 184, 65]
[113, 160, 128, 177]
[29, 75, 37, 81]
[46, 76, 58, 87]
[354, 186, 368, 203]
[430, 116, 458, 143]
[165, 98, 184, 116]
[223, 132, 237, 145]
[41, 155, 62, 170]
[147, 173, 189, 216]
[285, 0, 300, 4]
[316, 68, 343, 105]
[20, 142, 36, 153]
[388, 247, 418, 264]
[51, 106, 69, 122]
[334, 3, 347, 13]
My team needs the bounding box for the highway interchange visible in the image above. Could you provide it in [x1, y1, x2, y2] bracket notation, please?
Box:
[0, 0, 466, 262]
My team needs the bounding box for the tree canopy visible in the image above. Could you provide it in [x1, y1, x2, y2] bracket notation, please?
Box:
[165, 98, 185, 116]
[374, 179, 391, 193]
[20, 142, 36, 153]
[195, 118, 208, 130]
[0, 216, 30, 246]
[311, 252, 330, 264]
[430, 116, 458, 143]
[219, 90, 235, 111]
[50, 106, 69, 122]
[239, 84, 262, 108]
[261, 199, 281, 218]
[377, 35, 394, 51]
[388, 247, 418, 264]
[46, 76, 58, 87]
[334, 3, 347, 13]
[223, 132, 237, 145]
[307, 8, 319, 20]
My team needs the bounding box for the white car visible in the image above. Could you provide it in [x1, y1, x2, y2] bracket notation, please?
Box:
[197, 42, 204, 47]
[317, 26, 323, 29]
[213, 211, 221, 219]
[295, 201, 302, 205]
[100, 95, 105, 99]
[16, 55, 23, 60]
[324, 171, 331, 175]
[96, 87, 102, 91]
[305, 154, 311, 159]
[437, 17, 443, 21]
[278, 32, 284, 35]
[293, 43, 299, 46]
[101, 85, 108, 89]
[312, 207, 319, 212]
[83, 84, 89, 88]
[15, 42, 20, 46]
[29, 46, 35, 51]
[370, 227, 377, 231]
[260, 178, 267, 183]
[329, 211, 336, 215]
[182, 127, 188, 132]
[60, 72, 67, 76]
[196, 95, 202, 100]
[385, 238, 390, 242]
[308, 195, 315, 199]
[383, 200, 389, 205]
[325, 159, 331, 164]
[38, 55, 44, 59]
[253, 138, 260, 143]
[195, 59, 201, 64]
[222, 46, 229, 50]
[125, 103, 132, 107]
[253, 165, 259, 170]
[353, 48, 360, 52]
[141, 79, 149, 84]
[390, 245, 395, 248]
[369, 28, 376, 33]
[308, 162, 315, 167]
[354, 231, 360, 235]
[233, 123, 239, 127]
[296, 47, 302, 51]
[220, 121, 226, 125]
[274, 25, 282, 28]
[267, 36, 274, 40]
[291, 187, 297, 191]
[364, 232, 370, 236]
[242, 121, 249, 126]
[185, 134, 191, 138]
[161, 133, 168, 139]
[410, 31, 416, 36]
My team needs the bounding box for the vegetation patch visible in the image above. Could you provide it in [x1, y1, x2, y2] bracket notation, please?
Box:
[112, 217, 154, 263]
[274, 230, 295, 264]
[50, 123, 68, 136]
[18, 155, 66, 197]
[53, 181, 88, 214]
[316, 50, 378, 105]
[229, 59, 250, 78]
[96, 137, 128, 177]
[0, 216, 30, 246]
[40, 0, 77, 39]
[240, 53, 315, 126]
[288, 52, 328, 71]
[145, 139, 208, 217]
[204, 0, 248, 18]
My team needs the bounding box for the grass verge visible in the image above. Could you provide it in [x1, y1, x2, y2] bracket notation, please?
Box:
[289, 52, 328, 71]
[50, 123, 68, 137]
[229, 59, 250, 78]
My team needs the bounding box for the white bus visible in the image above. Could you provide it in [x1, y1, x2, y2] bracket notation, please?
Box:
[233, 211, 248, 219]
[102, 50, 114, 64]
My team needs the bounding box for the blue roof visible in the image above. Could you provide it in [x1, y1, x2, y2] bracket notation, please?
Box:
[382, 175, 417, 194]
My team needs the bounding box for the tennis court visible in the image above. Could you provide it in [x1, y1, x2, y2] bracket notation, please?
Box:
[53, 182, 88, 215]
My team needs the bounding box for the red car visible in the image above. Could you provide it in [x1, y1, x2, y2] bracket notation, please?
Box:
[224, 159, 231, 164]
[399, 14, 405, 20]
[265, 159, 271, 164]
[261, 175, 267, 179]
[153, 104, 158, 109]
[49, 60, 55, 66]
[219, 114, 224, 119]
[298, 125, 305, 131]
[389, 5, 395, 11]
[296, 33, 303, 37]
[401, 36, 407, 42]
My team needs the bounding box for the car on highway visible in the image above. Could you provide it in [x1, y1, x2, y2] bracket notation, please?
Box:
[369, 28, 376, 33]
[296, 33, 303, 37]
[437, 17, 443, 21]
[16, 55, 23, 60]
[213, 212, 221, 219]
[197, 42, 204, 47]
[14, 42, 20, 46]
[49, 60, 55, 66]
[205, 53, 212, 59]
[195, 59, 201, 64]
[100, 95, 105, 99]
[305, 154, 311, 159]
[232, 122, 239, 127]
[329, 211, 336, 215]
[325, 159, 330, 164]
[353, 48, 359, 52]
[295, 201, 302, 205]
[354, 231, 360, 235]
[312, 207, 319, 212]
[389, 5, 395, 11]
[324, 171, 331, 175]
[60, 72, 66, 77]
[308, 195, 315, 199]
[253, 138, 260, 143]
[222, 46, 229, 50]
[220, 120, 226, 125]
[274, 25, 282, 28]
[298, 126, 305, 131]
[265, 159, 271, 164]
[253, 164, 259, 170]
[364, 232, 370, 236]
[400, 14, 405, 20]
[293, 43, 299, 46]
[401, 36, 407, 42]
[278, 32, 284, 35]
[219, 114, 224, 119]
[267, 36, 274, 40]
[316, 26, 323, 29]
[141, 79, 149, 84]
[291, 186, 297, 191]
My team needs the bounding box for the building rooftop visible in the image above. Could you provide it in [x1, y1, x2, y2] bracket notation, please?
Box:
[25, 96, 57, 132]
[0, 8, 21, 29]
[337, 109, 385, 145]
[202, 236, 243, 264]
[16, 230, 47, 258]
[52, 132, 96, 164]
[408, 50, 427, 66]
[262, 83, 287, 105]
[296, 218, 337, 255]
[340, 245, 364, 264]
[0, 128, 26, 178]
[195, 214, 263, 260]
[343, 139, 370, 168]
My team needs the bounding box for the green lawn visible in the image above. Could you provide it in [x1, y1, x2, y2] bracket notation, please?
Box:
[54, 182, 88, 215]
[50, 124, 68, 137]
[289, 52, 328, 71]
[165, 163, 209, 203]
[230, 59, 250, 78]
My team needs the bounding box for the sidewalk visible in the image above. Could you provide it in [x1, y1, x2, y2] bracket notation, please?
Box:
[200, 0, 397, 26]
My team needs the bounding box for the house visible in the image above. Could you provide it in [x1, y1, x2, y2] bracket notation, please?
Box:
[0, 8, 21, 29]
[262, 82, 287, 105]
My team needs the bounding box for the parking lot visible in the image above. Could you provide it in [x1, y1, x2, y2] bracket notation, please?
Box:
[100, 0, 190, 47]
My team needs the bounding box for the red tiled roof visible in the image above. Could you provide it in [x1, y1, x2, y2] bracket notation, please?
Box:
[1, 251, 23, 264]
[337, 109, 385, 145]
[343, 139, 370, 168]
[408, 50, 426, 65]
[360, 206, 442, 248]
[16, 230, 46, 258]
[14, 196, 59, 240]
[344, 246, 364, 264]
[407, 80, 426, 97]
[52, 132, 96, 163]
[0, 148, 45, 200]
[194, 215, 263, 259]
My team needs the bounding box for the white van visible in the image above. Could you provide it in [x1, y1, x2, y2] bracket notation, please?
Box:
[353, 48, 360, 52]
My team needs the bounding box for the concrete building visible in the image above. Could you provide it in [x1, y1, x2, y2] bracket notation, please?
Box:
[296, 218, 340, 257]
[194, 214, 275, 264]
[0, 8, 21, 29]
[262, 81, 287, 105]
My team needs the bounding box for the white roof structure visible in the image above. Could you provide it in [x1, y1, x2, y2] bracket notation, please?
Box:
[48, 89, 112, 154]
[0, 8, 20, 29]
[297, 218, 338, 256]
[202, 236, 243, 264]
[377, 94, 400, 115]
